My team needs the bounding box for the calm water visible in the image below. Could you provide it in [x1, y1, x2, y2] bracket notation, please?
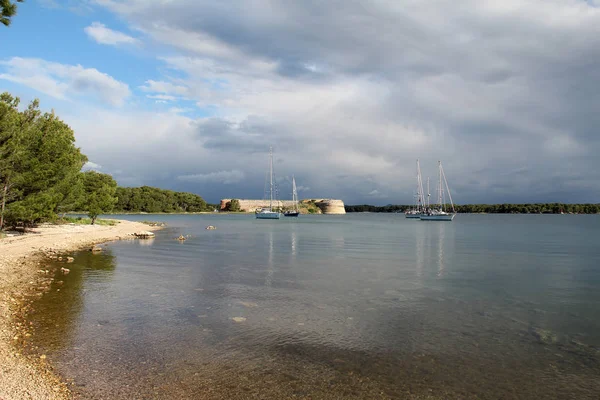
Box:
[27, 214, 600, 399]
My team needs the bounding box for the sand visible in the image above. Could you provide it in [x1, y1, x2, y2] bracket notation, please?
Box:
[0, 220, 163, 400]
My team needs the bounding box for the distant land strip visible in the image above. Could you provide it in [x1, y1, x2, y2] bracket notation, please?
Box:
[345, 204, 600, 214]
[220, 199, 346, 214]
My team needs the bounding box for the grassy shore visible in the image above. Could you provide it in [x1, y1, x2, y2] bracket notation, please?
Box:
[0, 220, 163, 400]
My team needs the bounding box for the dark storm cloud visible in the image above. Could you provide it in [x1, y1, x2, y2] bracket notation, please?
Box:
[90, 0, 600, 204]
[195, 116, 301, 153]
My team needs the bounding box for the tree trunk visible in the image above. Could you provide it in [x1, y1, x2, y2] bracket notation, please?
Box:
[91, 216, 97, 225]
[0, 180, 8, 230]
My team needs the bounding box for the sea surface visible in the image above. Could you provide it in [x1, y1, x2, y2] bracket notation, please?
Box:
[26, 214, 600, 399]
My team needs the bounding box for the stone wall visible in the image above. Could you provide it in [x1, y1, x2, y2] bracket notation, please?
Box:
[220, 198, 346, 214]
[313, 199, 346, 214]
[220, 199, 295, 212]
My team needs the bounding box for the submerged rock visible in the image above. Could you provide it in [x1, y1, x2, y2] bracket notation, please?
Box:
[531, 328, 558, 345]
[231, 317, 247, 323]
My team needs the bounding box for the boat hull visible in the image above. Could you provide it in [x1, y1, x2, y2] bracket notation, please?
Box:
[405, 213, 421, 219]
[256, 211, 281, 219]
[284, 211, 299, 217]
[420, 213, 455, 221]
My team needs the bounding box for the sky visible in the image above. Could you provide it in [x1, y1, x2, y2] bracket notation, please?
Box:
[1, 0, 600, 205]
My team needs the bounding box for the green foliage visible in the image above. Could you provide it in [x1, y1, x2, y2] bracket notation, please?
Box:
[114, 186, 211, 213]
[224, 199, 241, 212]
[344, 203, 600, 214]
[1, 93, 87, 228]
[56, 172, 84, 216]
[81, 171, 118, 224]
[344, 204, 403, 213]
[1, 0, 23, 27]
[0, 91, 215, 229]
[298, 200, 321, 214]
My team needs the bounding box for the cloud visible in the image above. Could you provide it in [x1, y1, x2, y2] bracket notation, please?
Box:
[62, 0, 600, 203]
[82, 161, 102, 171]
[147, 94, 177, 101]
[140, 80, 190, 97]
[177, 170, 245, 184]
[0, 57, 130, 106]
[39, 0, 60, 8]
[368, 190, 388, 199]
[84, 22, 139, 46]
[168, 107, 192, 114]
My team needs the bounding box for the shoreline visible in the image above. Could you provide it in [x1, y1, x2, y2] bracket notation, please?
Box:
[0, 220, 163, 400]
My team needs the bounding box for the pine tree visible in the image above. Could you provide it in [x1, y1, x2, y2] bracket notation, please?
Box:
[1, 0, 24, 27]
[81, 171, 118, 224]
[0, 93, 86, 228]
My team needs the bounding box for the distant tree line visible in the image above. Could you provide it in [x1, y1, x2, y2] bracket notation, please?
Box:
[114, 186, 214, 213]
[345, 203, 600, 214]
[222, 198, 241, 212]
[0, 93, 213, 229]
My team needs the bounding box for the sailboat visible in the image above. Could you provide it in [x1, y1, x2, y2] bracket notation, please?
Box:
[256, 147, 281, 219]
[405, 159, 424, 218]
[284, 176, 300, 217]
[420, 161, 456, 221]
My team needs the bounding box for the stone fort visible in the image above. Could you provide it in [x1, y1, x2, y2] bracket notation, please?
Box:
[219, 199, 346, 214]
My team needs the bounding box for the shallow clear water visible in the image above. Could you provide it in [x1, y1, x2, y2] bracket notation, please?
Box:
[27, 214, 600, 399]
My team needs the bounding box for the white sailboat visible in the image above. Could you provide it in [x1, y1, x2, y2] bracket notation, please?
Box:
[256, 147, 281, 219]
[405, 159, 424, 218]
[420, 161, 456, 221]
[284, 176, 300, 217]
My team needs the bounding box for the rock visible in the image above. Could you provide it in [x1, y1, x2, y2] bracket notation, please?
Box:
[206, 225, 216, 230]
[134, 231, 155, 239]
[58, 256, 63, 261]
[531, 328, 558, 345]
[231, 317, 247, 323]
[91, 245, 103, 252]
[177, 235, 186, 241]
[66, 257, 74, 263]
[60, 267, 70, 275]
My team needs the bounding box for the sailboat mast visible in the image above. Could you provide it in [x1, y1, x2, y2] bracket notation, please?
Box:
[427, 177, 430, 209]
[416, 159, 423, 212]
[414, 160, 418, 211]
[269, 146, 273, 209]
[441, 164, 455, 213]
[437, 161, 443, 210]
[292, 175, 298, 211]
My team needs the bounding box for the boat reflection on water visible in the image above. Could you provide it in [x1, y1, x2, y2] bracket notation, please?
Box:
[414, 222, 453, 279]
[290, 229, 297, 258]
[437, 223, 445, 277]
[265, 230, 274, 287]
